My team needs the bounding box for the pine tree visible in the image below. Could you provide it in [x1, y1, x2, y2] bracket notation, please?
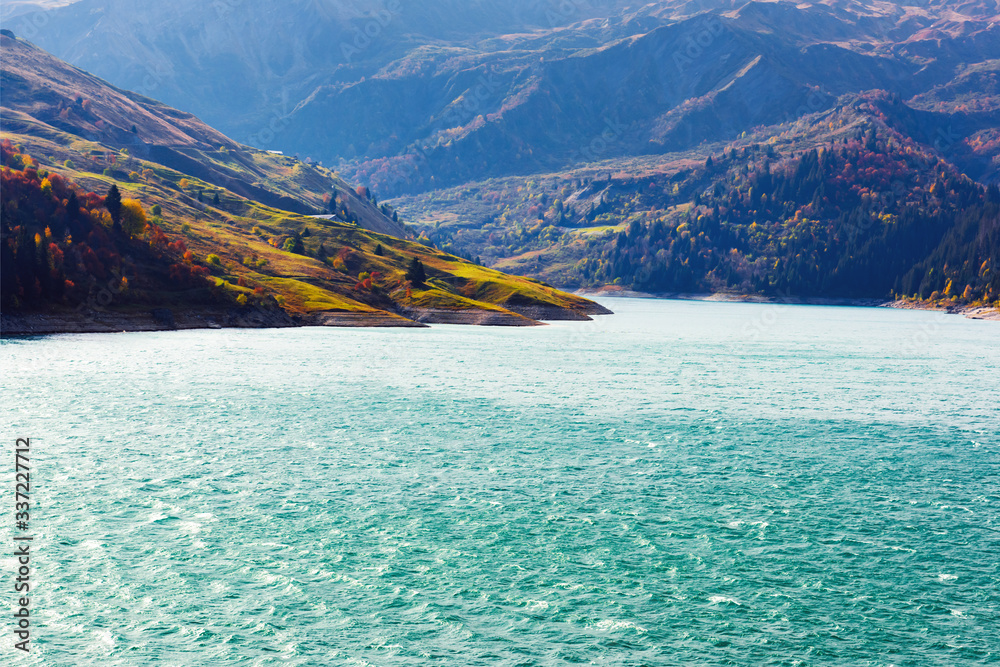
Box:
[105, 184, 122, 233]
[405, 257, 426, 285]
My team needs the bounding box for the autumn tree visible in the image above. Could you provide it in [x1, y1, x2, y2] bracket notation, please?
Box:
[120, 199, 148, 238]
[283, 235, 305, 254]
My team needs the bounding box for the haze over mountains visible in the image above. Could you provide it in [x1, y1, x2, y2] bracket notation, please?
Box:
[17, 0, 1000, 194]
[3, 0, 999, 312]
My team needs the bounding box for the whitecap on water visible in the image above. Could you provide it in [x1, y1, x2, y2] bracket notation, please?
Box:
[178, 521, 202, 534]
[592, 619, 647, 633]
[937, 573, 958, 582]
[92, 629, 115, 648]
[709, 595, 742, 605]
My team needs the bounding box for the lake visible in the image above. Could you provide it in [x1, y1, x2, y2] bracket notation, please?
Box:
[2, 297, 998, 665]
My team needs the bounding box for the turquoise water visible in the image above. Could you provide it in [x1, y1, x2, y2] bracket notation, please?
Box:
[2, 297, 999, 666]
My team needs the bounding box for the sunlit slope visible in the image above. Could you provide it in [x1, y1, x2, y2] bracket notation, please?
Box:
[1, 35, 607, 327]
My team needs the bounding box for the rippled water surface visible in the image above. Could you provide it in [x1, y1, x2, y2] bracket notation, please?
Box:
[2, 298, 999, 665]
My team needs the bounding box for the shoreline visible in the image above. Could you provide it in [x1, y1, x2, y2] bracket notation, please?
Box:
[575, 288, 1000, 321]
[5, 288, 994, 337]
[0, 301, 612, 337]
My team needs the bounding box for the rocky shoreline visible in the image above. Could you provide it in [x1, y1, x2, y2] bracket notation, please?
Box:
[882, 299, 1000, 321]
[0, 301, 614, 336]
[1, 307, 301, 336]
[577, 287, 1000, 321]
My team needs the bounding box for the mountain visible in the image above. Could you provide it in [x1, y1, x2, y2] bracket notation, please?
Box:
[1, 35, 607, 332]
[0, 31, 408, 236]
[390, 90, 1000, 309]
[20, 0, 1000, 196]
[7, 1, 1000, 316]
[0, 0, 74, 22]
[17, 0, 630, 145]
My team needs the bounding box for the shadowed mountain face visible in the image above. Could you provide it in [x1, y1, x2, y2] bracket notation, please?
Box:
[18, 0, 631, 139]
[18, 0, 1000, 195]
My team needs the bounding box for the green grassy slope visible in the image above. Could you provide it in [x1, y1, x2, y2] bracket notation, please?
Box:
[1, 35, 606, 327]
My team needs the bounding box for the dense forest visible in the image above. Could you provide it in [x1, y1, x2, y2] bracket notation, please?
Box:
[419, 130, 1000, 307]
[582, 139, 1000, 303]
[0, 140, 220, 311]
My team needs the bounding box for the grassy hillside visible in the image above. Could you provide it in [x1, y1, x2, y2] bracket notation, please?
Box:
[1, 36, 607, 329]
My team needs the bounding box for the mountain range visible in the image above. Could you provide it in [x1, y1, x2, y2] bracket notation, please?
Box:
[3, 0, 999, 316]
[1, 34, 606, 332]
[16, 0, 1000, 193]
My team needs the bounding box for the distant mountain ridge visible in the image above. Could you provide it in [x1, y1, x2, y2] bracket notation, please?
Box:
[19, 0, 998, 195]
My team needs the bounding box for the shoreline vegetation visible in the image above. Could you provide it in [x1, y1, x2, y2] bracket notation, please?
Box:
[4, 287, 996, 337]
[577, 286, 1000, 321]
